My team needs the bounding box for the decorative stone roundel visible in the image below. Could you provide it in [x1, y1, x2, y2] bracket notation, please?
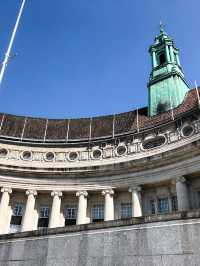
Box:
[45, 152, 55, 162]
[22, 151, 32, 161]
[116, 145, 127, 156]
[0, 148, 8, 157]
[181, 125, 194, 137]
[142, 135, 166, 150]
[68, 151, 79, 162]
[92, 149, 102, 159]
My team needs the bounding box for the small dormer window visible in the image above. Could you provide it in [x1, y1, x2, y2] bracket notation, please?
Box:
[159, 52, 166, 65]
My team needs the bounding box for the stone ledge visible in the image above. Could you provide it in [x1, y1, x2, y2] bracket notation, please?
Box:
[1, 209, 200, 241]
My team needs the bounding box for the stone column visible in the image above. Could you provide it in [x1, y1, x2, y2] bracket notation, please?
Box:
[21, 190, 37, 232]
[0, 187, 12, 234]
[152, 50, 157, 68]
[169, 45, 175, 63]
[102, 189, 114, 221]
[165, 45, 170, 62]
[129, 187, 142, 217]
[176, 177, 189, 211]
[76, 191, 88, 225]
[49, 191, 62, 228]
[175, 53, 180, 65]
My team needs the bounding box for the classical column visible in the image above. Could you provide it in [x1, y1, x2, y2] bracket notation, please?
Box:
[175, 53, 180, 65]
[169, 45, 175, 63]
[175, 177, 189, 211]
[49, 191, 62, 228]
[102, 189, 114, 221]
[76, 191, 88, 225]
[165, 45, 170, 62]
[129, 187, 142, 217]
[21, 190, 37, 232]
[0, 187, 12, 234]
[152, 50, 157, 68]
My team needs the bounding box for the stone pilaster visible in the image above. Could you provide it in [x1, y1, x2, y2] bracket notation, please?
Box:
[21, 190, 37, 232]
[102, 189, 114, 221]
[49, 191, 62, 228]
[175, 177, 189, 211]
[128, 187, 142, 217]
[0, 187, 12, 234]
[76, 191, 88, 225]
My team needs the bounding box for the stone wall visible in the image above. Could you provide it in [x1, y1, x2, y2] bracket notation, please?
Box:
[0, 211, 200, 266]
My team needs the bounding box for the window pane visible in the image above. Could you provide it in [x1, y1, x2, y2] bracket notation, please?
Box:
[121, 203, 132, 218]
[150, 199, 156, 214]
[158, 198, 169, 214]
[13, 203, 24, 217]
[92, 204, 104, 220]
[65, 207, 77, 219]
[171, 196, 178, 211]
[40, 206, 49, 218]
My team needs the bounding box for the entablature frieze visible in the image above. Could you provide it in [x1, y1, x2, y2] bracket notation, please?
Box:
[0, 118, 199, 175]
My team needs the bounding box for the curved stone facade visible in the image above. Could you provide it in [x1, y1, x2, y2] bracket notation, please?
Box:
[0, 88, 199, 236]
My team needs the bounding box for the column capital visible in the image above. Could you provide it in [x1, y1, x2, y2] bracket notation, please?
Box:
[102, 189, 114, 196]
[128, 186, 141, 193]
[26, 190, 37, 197]
[76, 191, 88, 197]
[176, 176, 187, 184]
[51, 191, 62, 197]
[1, 187, 12, 194]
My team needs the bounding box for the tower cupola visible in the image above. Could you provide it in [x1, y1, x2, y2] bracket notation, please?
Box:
[148, 25, 189, 116]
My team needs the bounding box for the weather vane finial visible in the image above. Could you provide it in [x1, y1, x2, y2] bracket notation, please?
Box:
[159, 21, 165, 33]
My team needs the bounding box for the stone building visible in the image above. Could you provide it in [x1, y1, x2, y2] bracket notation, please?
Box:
[0, 28, 200, 265]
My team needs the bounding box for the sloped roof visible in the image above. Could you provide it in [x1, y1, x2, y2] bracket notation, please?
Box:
[0, 88, 199, 143]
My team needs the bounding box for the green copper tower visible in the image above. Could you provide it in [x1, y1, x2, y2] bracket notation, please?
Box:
[148, 26, 189, 116]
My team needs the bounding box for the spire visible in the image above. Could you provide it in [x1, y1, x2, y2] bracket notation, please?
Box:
[148, 27, 189, 116]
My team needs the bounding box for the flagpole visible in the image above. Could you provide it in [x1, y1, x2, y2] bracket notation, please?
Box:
[0, 0, 26, 86]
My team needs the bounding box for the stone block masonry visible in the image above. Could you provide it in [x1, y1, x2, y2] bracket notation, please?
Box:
[0, 211, 200, 265]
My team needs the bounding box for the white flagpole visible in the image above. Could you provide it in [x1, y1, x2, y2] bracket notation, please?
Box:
[0, 0, 26, 86]
[195, 81, 200, 107]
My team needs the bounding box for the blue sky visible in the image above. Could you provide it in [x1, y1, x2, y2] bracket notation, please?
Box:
[0, 0, 199, 119]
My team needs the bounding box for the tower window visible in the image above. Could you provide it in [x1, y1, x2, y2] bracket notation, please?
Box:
[159, 53, 166, 65]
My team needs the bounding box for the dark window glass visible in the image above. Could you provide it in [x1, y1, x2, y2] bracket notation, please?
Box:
[10, 215, 22, 226]
[150, 199, 156, 214]
[158, 198, 169, 214]
[197, 192, 200, 208]
[159, 53, 166, 64]
[38, 218, 49, 228]
[10, 203, 24, 233]
[38, 206, 49, 228]
[171, 196, 178, 211]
